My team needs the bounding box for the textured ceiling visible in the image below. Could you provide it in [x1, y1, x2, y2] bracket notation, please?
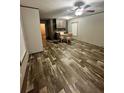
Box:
[20, 0, 104, 19]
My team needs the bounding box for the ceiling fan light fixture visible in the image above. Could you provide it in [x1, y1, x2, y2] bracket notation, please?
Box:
[75, 8, 83, 16]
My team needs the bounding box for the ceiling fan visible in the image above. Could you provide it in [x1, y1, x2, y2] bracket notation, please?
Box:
[67, 0, 96, 16]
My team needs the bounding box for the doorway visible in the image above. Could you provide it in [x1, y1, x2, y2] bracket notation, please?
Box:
[71, 22, 78, 36]
[40, 23, 46, 48]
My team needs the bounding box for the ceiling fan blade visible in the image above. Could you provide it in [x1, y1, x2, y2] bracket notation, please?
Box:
[88, 1, 104, 8]
[86, 10, 95, 12]
[74, 1, 85, 7]
[61, 9, 75, 16]
[84, 5, 91, 9]
[67, 10, 75, 15]
[71, 7, 78, 11]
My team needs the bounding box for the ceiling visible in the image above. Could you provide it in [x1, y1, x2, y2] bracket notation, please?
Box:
[20, 0, 104, 19]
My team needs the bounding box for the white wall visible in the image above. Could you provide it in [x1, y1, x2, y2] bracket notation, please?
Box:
[21, 7, 43, 54]
[68, 13, 104, 47]
[20, 24, 26, 61]
[20, 17, 29, 90]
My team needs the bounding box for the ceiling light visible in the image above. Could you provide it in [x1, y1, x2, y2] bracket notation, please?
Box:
[75, 8, 84, 16]
[59, 16, 73, 20]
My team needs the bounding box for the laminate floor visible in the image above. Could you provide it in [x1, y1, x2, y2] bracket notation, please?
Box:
[27, 40, 104, 93]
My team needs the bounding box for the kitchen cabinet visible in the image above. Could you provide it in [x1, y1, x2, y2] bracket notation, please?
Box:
[56, 19, 66, 28]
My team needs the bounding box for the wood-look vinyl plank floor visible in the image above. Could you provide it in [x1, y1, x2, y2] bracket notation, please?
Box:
[27, 40, 104, 93]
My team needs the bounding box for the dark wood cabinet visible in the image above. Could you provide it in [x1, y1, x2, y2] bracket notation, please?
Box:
[56, 19, 66, 28]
